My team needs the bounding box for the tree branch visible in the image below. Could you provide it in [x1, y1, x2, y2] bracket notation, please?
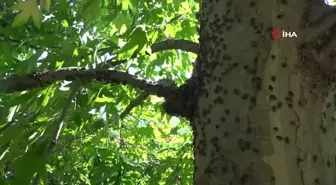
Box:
[48, 82, 80, 154]
[151, 39, 199, 54]
[99, 39, 199, 68]
[0, 68, 178, 99]
[32, 82, 80, 185]
[120, 92, 149, 120]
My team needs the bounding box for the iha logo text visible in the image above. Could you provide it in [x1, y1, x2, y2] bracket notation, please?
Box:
[272, 29, 297, 39]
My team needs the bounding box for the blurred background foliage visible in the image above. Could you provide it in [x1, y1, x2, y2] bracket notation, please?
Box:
[0, 0, 199, 184]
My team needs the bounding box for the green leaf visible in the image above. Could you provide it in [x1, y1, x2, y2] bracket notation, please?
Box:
[80, 0, 102, 23]
[118, 28, 147, 59]
[12, 141, 48, 185]
[138, 127, 154, 138]
[11, 0, 42, 29]
[0, 126, 25, 146]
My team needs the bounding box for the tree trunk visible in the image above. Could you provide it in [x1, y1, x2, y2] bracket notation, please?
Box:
[193, 0, 336, 184]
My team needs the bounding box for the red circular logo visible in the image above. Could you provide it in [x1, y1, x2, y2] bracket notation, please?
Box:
[272, 29, 282, 39]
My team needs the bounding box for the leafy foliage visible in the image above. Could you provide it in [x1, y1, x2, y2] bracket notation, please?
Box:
[0, 0, 198, 184]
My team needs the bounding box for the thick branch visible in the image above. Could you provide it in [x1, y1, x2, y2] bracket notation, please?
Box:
[0, 68, 178, 99]
[151, 39, 199, 54]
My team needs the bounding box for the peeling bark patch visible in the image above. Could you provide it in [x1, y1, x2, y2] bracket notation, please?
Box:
[270, 176, 275, 182]
[240, 173, 250, 184]
[233, 89, 241, 95]
[214, 96, 224, 104]
[204, 166, 213, 174]
[249, 97, 256, 105]
[272, 106, 277, 112]
[235, 116, 240, 123]
[252, 77, 262, 90]
[298, 100, 304, 107]
[271, 76, 276, 82]
[314, 178, 320, 185]
[327, 160, 331, 167]
[284, 137, 290, 144]
[222, 54, 232, 60]
[238, 139, 251, 151]
[280, 0, 287, 4]
[297, 157, 304, 166]
[249, 1, 256, 7]
[332, 117, 336, 122]
[276, 14, 284, 19]
[276, 135, 283, 140]
[224, 89, 228, 95]
[312, 155, 318, 162]
[199, 139, 206, 156]
[252, 148, 259, 154]
[225, 109, 230, 115]
[221, 166, 228, 173]
[214, 85, 223, 93]
[269, 94, 277, 101]
[320, 124, 327, 133]
[281, 62, 288, 68]
[236, 18, 242, 23]
[251, 41, 258, 47]
[202, 109, 210, 117]
[242, 93, 249, 100]
[220, 117, 226, 122]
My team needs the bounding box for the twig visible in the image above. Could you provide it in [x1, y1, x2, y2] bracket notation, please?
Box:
[47, 82, 80, 153]
[99, 39, 199, 68]
[151, 39, 199, 54]
[32, 81, 80, 185]
[120, 92, 149, 120]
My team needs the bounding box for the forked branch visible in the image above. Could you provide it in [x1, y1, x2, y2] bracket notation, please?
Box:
[0, 68, 179, 99]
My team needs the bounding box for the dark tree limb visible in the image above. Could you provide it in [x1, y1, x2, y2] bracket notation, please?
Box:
[0, 38, 199, 120]
[120, 92, 149, 120]
[151, 39, 199, 54]
[0, 67, 179, 99]
[0, 69, 198, 120]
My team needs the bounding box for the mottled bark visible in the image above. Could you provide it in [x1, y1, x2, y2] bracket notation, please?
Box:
[192, 0, 336, 185]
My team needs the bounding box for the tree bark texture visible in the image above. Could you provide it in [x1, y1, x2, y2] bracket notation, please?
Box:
[192, 0, 336, 184]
